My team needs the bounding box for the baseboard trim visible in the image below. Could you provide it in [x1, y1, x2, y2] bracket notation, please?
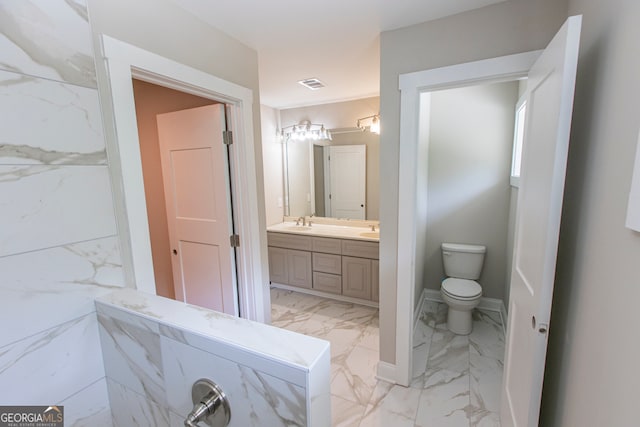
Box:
[424, 288, 443, 303]
[500, 302, 508, 336]
[376, 361, 397, 384]
[270, 283, 379, 308]
[424, 287, 508, 334]
[413, 288, 427, 333]
[423, 288, 504, 311]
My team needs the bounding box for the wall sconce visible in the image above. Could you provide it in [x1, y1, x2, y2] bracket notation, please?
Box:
[356, 114, 380, 134]
[277, 121, 332, 142]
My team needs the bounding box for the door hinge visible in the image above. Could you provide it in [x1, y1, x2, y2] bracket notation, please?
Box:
[223, 130, 233, 145]
[230, 234, 240, 247]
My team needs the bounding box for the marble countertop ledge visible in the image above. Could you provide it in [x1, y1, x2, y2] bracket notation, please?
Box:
[95, 288, 329, 371]
[267, 220, 380, 242]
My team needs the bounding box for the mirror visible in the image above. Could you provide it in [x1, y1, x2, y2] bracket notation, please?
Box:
[284, 129, 379, 220]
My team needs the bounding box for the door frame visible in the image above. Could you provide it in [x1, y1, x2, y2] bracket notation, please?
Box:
[388, 50, 542, 385]
[97, 35, 268, 322]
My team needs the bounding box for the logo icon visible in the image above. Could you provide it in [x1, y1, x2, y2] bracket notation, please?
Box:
[0, 405, 64, 427]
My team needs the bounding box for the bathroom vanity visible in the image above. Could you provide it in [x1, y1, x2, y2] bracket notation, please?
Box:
[267, 220, 379, 305]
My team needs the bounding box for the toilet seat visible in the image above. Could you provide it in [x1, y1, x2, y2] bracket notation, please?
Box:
[441, 278, 482, 300]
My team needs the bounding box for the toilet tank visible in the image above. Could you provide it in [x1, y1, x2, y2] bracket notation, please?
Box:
[441, 243, 486, 280]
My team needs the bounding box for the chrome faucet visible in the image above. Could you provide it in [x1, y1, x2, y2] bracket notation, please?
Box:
[296, 216, 306, 226]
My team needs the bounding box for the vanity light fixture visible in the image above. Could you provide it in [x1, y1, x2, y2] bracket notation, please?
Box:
[277, 121, 332, 142]
[356, 114, 381, 134]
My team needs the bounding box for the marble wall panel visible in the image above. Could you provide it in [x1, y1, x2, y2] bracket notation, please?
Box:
[107, 379, 170, 427]
[98, 311, 165, 407]
[61, 378, 113, 427]
[0, 236, 124, 347]
[0, 313, 105, 405]
[0, 69, 106, 165]
[0, 0, 96, 87]
[162, 337, 307, 427]
[0, 165, 117, 257]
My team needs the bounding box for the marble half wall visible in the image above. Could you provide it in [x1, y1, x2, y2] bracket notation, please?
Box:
[96, 289, 332, 427]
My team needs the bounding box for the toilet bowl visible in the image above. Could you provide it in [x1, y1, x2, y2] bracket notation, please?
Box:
[440, 243, 486, 335]
[441, 278, 482, 335]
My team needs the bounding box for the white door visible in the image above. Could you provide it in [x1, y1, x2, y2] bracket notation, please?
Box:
[328, 145, 366, 219]
[157, 104, 238, 315]
[501, 16, 581, 427]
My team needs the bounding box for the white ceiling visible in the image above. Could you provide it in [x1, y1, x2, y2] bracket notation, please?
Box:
[169, 0, 506, 109]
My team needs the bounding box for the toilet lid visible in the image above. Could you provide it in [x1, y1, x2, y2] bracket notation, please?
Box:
[442, 278, 482, 299]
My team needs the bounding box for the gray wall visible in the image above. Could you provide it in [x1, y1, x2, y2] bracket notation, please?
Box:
[379, 0, 569, 364]
[541, 0, 640, 425]
[261, 105, 284, 226]
[425, 82, 518, 300]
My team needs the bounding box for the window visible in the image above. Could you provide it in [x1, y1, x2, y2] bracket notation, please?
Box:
[511, 96, 527, 187]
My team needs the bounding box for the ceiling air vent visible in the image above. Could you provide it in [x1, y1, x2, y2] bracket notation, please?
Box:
[298, 78, 325, 90]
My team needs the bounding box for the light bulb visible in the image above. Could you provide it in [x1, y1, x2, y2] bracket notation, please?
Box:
[370, 116, 380, 134]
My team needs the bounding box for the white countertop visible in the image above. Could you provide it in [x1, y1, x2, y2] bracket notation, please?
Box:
[267, 221, 380, 242]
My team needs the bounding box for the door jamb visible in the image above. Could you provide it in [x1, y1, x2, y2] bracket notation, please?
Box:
[97, 35, 268, 322]
[390, 50, 541, 385]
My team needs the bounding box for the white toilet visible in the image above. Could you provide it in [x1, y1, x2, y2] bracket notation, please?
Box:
[440, 242, 486, 335]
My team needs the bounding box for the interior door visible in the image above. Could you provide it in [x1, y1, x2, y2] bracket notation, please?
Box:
[501, 15, 581, 427]
[328, 145, 366, 219]
[157, 104, 237, 315]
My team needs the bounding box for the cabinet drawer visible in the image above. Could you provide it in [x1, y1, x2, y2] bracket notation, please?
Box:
[312, 237, 342, 254]
[313, 272, 342, 294]
[267, 232, 312, 251]
[341, 239, 379, 259]
[312, 253, 342, 274]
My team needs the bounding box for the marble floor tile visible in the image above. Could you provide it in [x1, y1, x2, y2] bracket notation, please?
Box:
[470, 309, 505, 361]
[470, 353, 503, 415]
[411, 317, 436, 388]
[415, 369, 471, 427]
[331, 345, 379, 406]
[359, 382, 421, 427]
[331, 395, 366, 427]
[270, 290, 506, 427]
[428, 329, 470, 374]
[470, 410, 501, 427]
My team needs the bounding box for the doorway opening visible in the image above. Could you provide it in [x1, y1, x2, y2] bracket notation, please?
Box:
[132, 80, 239, 314]
[390, 15, 580, 427]
[99, 35, 269, 323]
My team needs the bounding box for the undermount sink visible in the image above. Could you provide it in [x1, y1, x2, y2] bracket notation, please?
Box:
[280, 225, 312, 232]
[359, 232, 380, 239]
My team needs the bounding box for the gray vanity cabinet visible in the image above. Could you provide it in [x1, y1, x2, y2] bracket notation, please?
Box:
[267, 233, 312, 289]
[287, 250, 313, 288]
[267, 231, 379, 303]
[371, 260, 379, 302]
[342, 256, 372, 299]
[267, 246, 289, 284]
[341, 240, 379, 300]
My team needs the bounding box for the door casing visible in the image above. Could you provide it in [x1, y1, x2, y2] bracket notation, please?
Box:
[97, 35, 269, 323]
